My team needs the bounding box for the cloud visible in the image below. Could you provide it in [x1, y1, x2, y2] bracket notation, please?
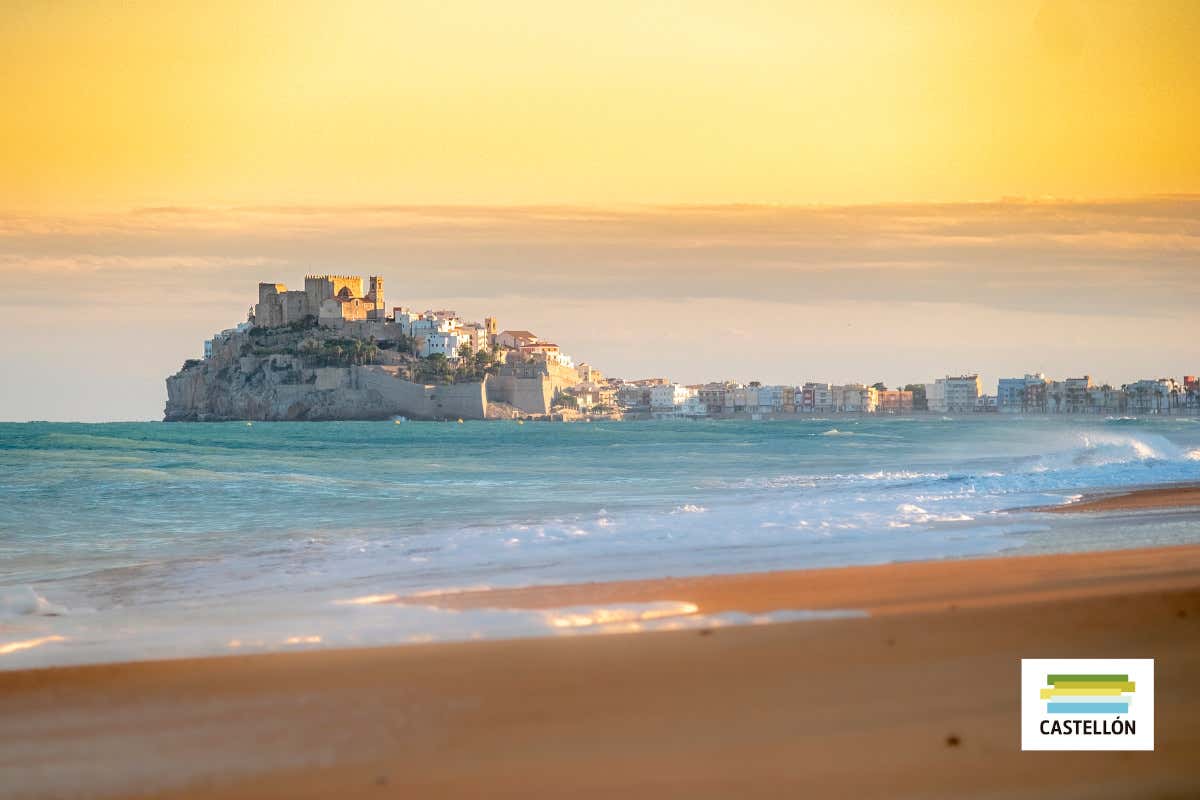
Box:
[1, 196, 1195, 314]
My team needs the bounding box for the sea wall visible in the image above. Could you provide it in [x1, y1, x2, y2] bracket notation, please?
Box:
[486, 374, 553, 415]
[354, 367, 486, 420]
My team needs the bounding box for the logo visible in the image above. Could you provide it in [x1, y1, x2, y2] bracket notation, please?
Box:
[1021, 659, 1154, 751]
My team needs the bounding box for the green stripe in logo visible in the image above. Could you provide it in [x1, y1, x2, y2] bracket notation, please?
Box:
[1048, 674, 1128, 685]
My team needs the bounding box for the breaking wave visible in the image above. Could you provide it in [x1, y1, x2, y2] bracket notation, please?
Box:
[5, 417, 1200, 669]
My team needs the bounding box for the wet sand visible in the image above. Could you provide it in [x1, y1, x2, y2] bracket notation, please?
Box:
[1040, 483, 1200, 514]
[398, 544, 1200, 618]
[2, 544, 1198, 799]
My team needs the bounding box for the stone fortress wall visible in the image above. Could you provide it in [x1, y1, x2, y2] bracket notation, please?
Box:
[485, 374, 553, 415]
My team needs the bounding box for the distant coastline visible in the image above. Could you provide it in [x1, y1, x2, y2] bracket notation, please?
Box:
[167, 275, 1200, 422]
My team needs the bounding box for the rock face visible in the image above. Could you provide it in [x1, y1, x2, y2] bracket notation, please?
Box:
[165, 356, 489, 421]
[164, 332, 488, 421]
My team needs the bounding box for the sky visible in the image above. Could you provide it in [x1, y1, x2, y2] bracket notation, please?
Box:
[0, 0, 1197, 420]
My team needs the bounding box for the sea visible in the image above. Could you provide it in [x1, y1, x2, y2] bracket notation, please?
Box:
[2, 416, 1200, 668]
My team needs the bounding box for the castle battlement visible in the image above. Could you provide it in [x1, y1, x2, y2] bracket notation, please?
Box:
[253, 274, 385, 328]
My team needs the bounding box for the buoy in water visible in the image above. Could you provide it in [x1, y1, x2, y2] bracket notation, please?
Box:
[457, 418, 464, 424]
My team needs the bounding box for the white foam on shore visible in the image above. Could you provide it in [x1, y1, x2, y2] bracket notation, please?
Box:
[0, 591, 867, 670]
[0, 587, 69, 617]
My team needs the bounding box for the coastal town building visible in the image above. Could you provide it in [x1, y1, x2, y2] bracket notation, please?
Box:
[944, 375, 982, 414]
[927, 375, 980, 414]
[519, 342, 574, 369]
[997, 373, 1050, 413]
[576, 363, 604, 384]
[203, 322, 253, 359]
[904, 384, 928, 411]
[229, 276, 1200, 421]
[497, 330, 540, 349]
[1123, 378, 1178, 414]
[878, 390, 914, 414]
[801, 382, 835, 413]
[388, 309, 497, 360]
[568, 381, 616, 411]
[988, 373, 1200, 415]
[976, 395, 998, 412]
[648, 394, 707, 419]
[756, 385, 796, 413]
[798, 384, 816, 412]
[677, 395, 708, 417]
[1045, 376, 1094, 414]
[833, 384, 878, 413]
[410, 315, 453, 339]
[650, 383, 697, 412]
[421, 330, 473, 359]
[698, 382, 737, 413]
[925, 380, 947, 413]
[596, 370, 1200, 419]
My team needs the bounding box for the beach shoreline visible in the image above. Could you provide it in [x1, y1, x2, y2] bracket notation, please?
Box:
[3, 543, 1199, 799]
[395, 541, 1200, 618]
[1034, 482, 1200, 514]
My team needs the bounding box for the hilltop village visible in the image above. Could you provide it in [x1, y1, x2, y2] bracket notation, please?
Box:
[167, 274, 1200, 421]
[166, 274, 591, 421]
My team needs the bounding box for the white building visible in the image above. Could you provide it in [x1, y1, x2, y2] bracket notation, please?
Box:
[411, 317, 454, 339]
[392, 308, 421, 336]
[925, 380, 948, 413]
[757, 385, 782, 412]
[651, 391, 706, 419]
[743, 385, 760, 411]
[203, 322, 252, 360]
[810, 383, 835, 413]
[679, 395, 708, 417]
[650, 383, 697, 411]
[421, 330, 473, 359]
[1125, 378, 1178, 413]
[927, 375, 980, 413]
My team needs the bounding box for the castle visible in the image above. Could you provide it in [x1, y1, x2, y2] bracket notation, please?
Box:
[176, 274, 595, 420]
[253, 275, 386, 328]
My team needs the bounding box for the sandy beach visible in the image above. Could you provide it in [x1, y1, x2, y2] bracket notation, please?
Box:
[1040, 483, 1200, 514]
[3, 538, 1199, 799]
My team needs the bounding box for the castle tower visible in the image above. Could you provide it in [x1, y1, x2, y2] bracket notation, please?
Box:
[258, 282, 286, 304]
[367, 276, 385, 312]
[255, 282, 287, 327]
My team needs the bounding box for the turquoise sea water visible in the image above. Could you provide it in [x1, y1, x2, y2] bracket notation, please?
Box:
[2, 417, 1199, 667]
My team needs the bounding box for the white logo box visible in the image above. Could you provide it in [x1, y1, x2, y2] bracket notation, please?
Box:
[1021, 659, 1154, 751]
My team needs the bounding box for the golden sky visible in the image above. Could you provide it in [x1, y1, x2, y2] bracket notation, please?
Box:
[2, 0, 1197, 212]
[1, 1, 1197, 420]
